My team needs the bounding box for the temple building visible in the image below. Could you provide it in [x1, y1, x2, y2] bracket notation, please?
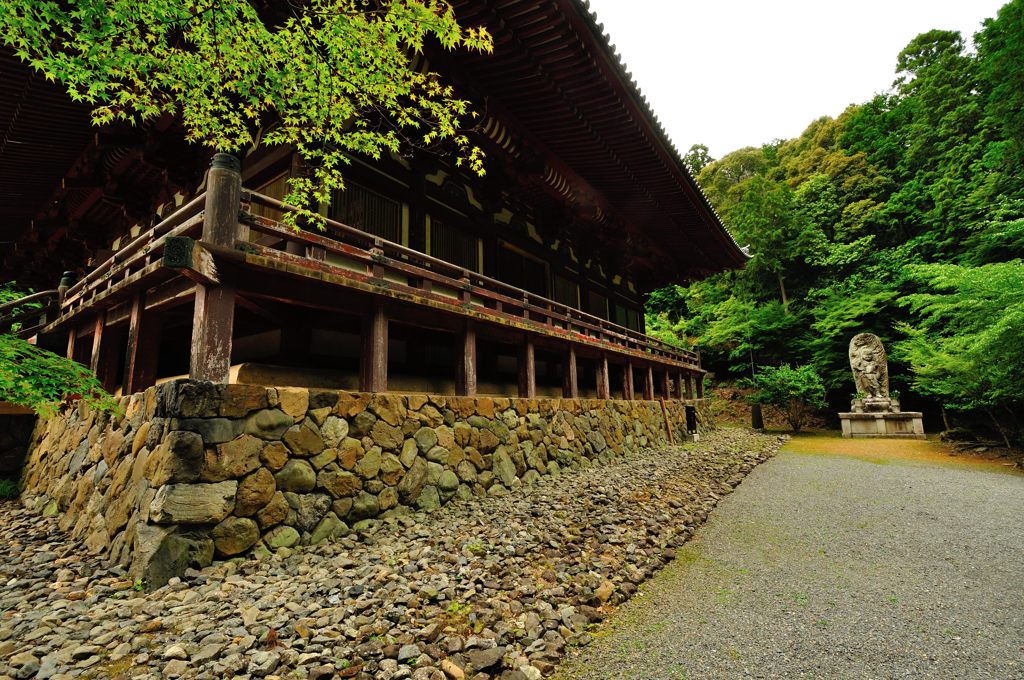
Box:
[1, 1, 746, 405]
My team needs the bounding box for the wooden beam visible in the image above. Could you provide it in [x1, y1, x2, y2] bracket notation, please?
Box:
[643, 365, 654, 400]
[622, 361, 634, 400]
[123, 293, 161, 395]
[695, 373, 705, 399]
[66, 328, 76, 361]
[685, 373, 695, 399]
[360, 301, 388, 392]
[596, 354, 610, 399]
[456, 322, 477, 397]
[675, 372, 684, 399]
[163, 237, 220, 286]
[563, 344, 578, 399]
[518, 335, 536, 399]
[660, 370, 670, 400]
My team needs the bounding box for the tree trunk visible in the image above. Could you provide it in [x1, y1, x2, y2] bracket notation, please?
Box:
[940, 405, 951, 431]
[777, 273, 789, 312]
[985, 408, 1012, 449]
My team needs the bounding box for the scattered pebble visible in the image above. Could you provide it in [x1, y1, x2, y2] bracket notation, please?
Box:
[0, 429, 780, 679]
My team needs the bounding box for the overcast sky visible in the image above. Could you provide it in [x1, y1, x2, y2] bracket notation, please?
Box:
[584, 0, 1009, 159]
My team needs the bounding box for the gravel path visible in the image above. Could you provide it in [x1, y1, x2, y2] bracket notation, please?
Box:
[0, 429, 780, 680]
[557, 442, 1024, 679]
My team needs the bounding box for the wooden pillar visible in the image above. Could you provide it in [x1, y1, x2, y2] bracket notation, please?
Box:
[643, 365, 654, 400]
[685, 372, 695, 399]
[660, 370, 671, 400]
[518, 336, 536, 399]
[190, 153, 241, 383]
[89, 313, 105, 377]
[596, 354, 610, 400]
[123, 293, 161, 395]
[66, 327, 77, 361]
[563, 345, 578, 399]
[360, 301, 388, 393]
[456, 322, 477, 397]
[622, 361, 634, 400]
[675, 372, 685, 399]
[695, 373, 705, 399]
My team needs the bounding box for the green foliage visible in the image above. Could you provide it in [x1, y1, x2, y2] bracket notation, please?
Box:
[744, 365, 825, 432]
[0, 479, 18, 500]
[0, 0, 493, 227]
[649, 1, 1024, 442]
[0, 335, 120, 416]
[895, 261, 1024, 445]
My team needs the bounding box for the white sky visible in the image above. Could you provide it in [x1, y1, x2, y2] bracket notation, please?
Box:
[584, 0, 1009, 159]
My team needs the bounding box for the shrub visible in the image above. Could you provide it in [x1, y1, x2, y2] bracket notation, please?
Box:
[0, 479, 18, 499]
[745, 364, 826, 432]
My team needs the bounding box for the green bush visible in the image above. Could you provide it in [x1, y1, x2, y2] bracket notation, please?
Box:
[0, 479, 18, 499]
[745, 364, 826, 432]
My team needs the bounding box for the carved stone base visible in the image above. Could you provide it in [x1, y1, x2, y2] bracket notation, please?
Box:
[839, 411, 925, 439]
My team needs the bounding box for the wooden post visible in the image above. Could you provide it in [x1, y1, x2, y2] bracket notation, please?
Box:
[685, 373, 695, 399]
[123, 293, 161, 395]
[596, 354, 610, 399]
[675, 372, 684, 399]
[66, 328, 77, 361]
[518, 336, 536, 399]
[190, 153, 240, 383]
[622, 361, 634, 400]
[643, 365, 654, 400]
[563, 344, 578, 399]
[456, 322, 477, 397]
[695, 373, 705, 399]
[360, 301, 388, 392]
[660, 370, 670, 400]
[89, 313, 105, 377]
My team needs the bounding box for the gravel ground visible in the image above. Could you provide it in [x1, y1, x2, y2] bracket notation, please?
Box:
[557, 445, 1024, 679]
[0, 429, 780, 680]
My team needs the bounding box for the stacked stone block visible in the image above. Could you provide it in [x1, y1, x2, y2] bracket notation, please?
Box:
[21, 381, 713, 585]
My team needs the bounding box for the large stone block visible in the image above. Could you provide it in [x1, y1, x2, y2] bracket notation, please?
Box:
[203, 434, 263, 481]
[131, 524, 214, 588]
[212, 517, 260, 556]
[244, 409, 294, 440]
[149, 481, 237, 524]
[274, 459, 316, 493]
[234, 468, 276, 516]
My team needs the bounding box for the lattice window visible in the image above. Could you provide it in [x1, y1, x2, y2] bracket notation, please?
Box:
[551, 274, 579, 309]
[430, 218, 478, 271]
[331, 183, 402, 243]
[585, 290, 608, 319]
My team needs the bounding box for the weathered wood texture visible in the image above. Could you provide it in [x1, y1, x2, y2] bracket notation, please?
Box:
[457, 322, 477, 397]
[623, 361, 634, 400]
[360, 301, 388, 393]
[189, 155, 241, 383]
[123, 293, 160, 394]
[596, 355, 610, 400]
[518, 336, 536, 399]
[563, 345, 578, 399]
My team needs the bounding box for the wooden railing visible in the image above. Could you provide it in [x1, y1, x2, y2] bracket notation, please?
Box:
[0, 289, 58, 338]
[242, 191, 700, 368]
[52, 193, 207, 323]
[35, 182, 700, 375]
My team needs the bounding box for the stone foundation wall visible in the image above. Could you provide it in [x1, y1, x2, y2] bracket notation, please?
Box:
[21, 381, 713, 586]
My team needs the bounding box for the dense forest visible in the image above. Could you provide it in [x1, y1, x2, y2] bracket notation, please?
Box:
[649, 0, 1024, 445]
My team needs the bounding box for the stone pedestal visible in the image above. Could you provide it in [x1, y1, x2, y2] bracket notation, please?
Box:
[839, 411, 925, 439]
